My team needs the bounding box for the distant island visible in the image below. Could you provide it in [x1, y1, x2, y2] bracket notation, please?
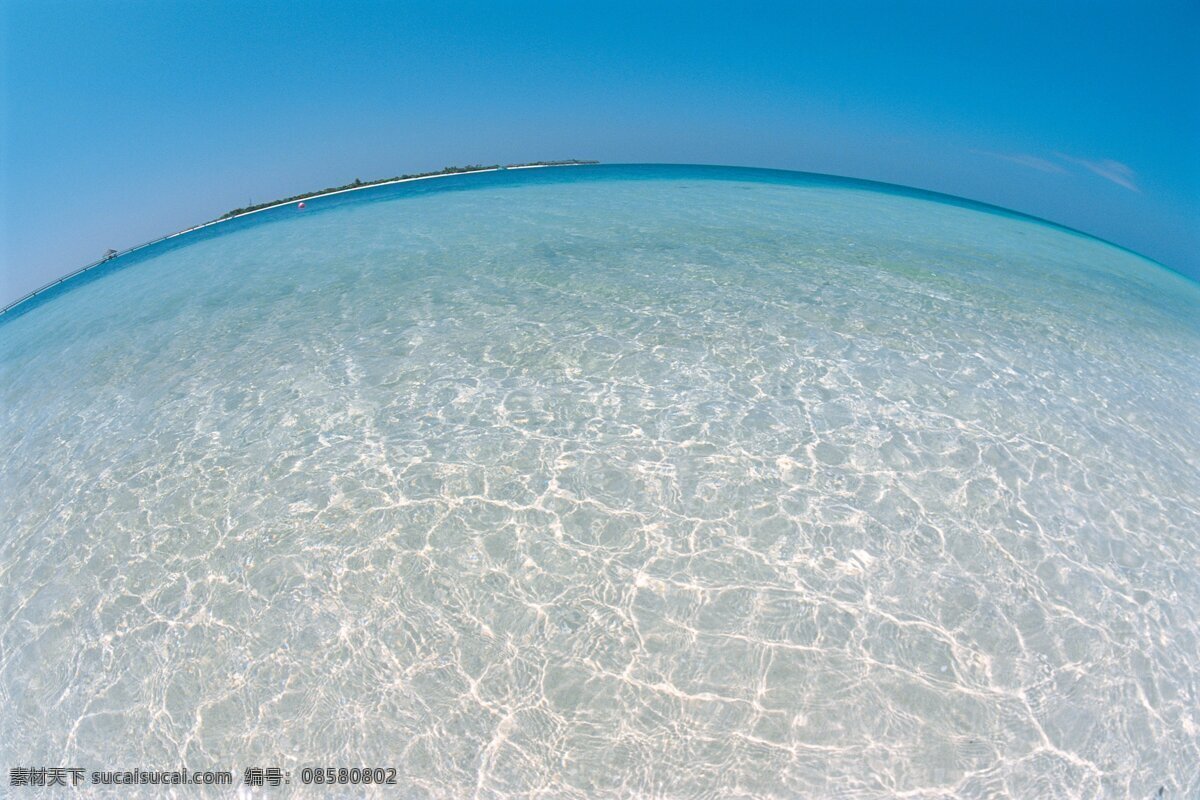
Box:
[220, 160, 599, 219]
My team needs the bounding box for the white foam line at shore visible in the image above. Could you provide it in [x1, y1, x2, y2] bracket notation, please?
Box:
[0, 163, 587, 317]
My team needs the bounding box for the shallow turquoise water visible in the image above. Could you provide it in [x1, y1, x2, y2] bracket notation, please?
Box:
[2, 164, 1198, 798]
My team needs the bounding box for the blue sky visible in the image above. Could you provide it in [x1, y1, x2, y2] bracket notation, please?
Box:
[2, 1, 1197, 304]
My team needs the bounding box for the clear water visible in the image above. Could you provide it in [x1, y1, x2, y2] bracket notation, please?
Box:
[2, 165, 1198, 798]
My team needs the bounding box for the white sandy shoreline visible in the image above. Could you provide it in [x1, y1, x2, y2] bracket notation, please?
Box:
[171, 163, 587, 235]
[1, 163, 588, 316]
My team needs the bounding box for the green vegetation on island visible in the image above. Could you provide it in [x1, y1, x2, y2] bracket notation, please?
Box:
[220, 160, 599, 219]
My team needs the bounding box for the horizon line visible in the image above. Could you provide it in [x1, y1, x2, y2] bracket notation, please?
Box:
[2, 161, 1193, 320]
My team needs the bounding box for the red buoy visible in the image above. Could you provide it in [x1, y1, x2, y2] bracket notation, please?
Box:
[297, 201, 306, 209]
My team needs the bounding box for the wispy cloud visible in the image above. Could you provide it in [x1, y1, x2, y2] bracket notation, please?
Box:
[974, 150, 1067, 174]
[1055, 154, 1140, 192]
[975, 150, 1140, 192]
